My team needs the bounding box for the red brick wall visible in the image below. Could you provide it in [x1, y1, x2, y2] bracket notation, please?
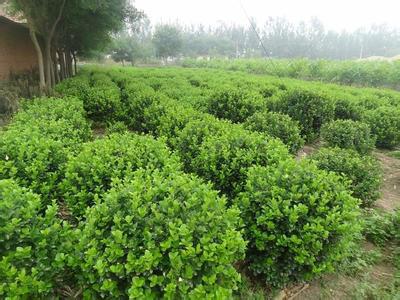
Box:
[0, 19, 38, 80]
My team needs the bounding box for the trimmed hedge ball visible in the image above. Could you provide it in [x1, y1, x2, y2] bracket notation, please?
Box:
[77, 170, 246, 299]
[321, 120, 376, 154]
[61, 133, 181, 218]
[237, 159, 361, 286]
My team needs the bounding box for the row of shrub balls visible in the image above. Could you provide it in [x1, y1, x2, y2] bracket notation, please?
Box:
[0, 66, 390, 298]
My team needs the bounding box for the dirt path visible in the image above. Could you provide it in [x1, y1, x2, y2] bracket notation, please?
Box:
[374, 151, 400, 211]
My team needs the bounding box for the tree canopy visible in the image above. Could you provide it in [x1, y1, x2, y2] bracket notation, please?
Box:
[153, 24, 183, 59]
[6, 0, 143, 93]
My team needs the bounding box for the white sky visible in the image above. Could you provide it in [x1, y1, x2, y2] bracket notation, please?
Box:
[134, 0, 400, 31]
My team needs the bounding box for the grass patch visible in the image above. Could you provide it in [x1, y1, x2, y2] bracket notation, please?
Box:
[388, 151, 400, 159]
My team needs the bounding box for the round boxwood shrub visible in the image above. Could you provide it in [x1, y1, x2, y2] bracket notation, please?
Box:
[61, 133, 181, 217]
[0, 180, 72, 298]
[0, 128, 68, 207]
[176, 116, 233, 170]
[206, 86, 264, 123]
[143, 99, 205, 148]
[244, 111, 304, 154]
[363, 106, 400, 149]
[237, 159, 360, 286]
[310, 147, 382, 207]
[12, 97, 92, 148]
[77, 170, 246, 299]
[55, 76, 91, 98]
[321, 120, 376, 154]
[119, 84, 160, 132]
[274, 89, 335, 142]
[333, 98, 362, 121]
[192, 127, 290, 198]
[82, 85, 121, 122]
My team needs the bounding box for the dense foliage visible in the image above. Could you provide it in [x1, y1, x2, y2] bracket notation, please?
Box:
[0, 97, 91, 206]
[237, 160, 361, 286]
[112, 17, 400, 64]
[270, 89, 335, 141]
[183, 58, 400, 89]
[190, 127, 290, 198]
[175, 116, 233, 169]
[363, 106, 400, 149]
[0, 180, 72, 298]
[75, 170, 246, 298]
[61, 133, 181, 218]
[205, 87, 264, 123]
[310, 148, 382, 206]
[244, 111, 304, 154]
[321, 120, 376, 154]
[3, 64, 399, 298]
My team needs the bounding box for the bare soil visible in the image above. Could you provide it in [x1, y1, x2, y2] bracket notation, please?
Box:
[374, 151, 400, 211]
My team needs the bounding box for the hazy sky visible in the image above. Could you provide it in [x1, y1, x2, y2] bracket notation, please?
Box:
[134, 0, 400, 31]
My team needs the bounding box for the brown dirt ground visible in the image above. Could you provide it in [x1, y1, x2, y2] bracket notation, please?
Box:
[374, 151, 400, 211]
[277, 148, 400, 300]
[296, 145, 317, 160]
[92, 126, 106, 138]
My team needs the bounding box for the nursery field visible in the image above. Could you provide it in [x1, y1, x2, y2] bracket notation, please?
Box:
[1, 66, 400, 299]
[183, 58, 400, 90]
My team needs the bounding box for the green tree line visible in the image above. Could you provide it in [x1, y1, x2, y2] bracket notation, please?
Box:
[111, 17, 400, 64]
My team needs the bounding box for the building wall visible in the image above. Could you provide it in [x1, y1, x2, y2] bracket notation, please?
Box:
[0, 18, 38, 80]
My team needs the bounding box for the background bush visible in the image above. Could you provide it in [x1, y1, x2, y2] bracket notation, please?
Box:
[61, 133, 181, 217]
[310, 147, 382, 206]
[191, 127, 290, 198]
[76, 170, 246, 298]
[143, 99, 205, 148]
[271, 89, 335, 141]
[237, 159, 361, 286]
[14, 97, 92, 148]
[55, 76, 91, 99]
[363, 106, 400, 149]
[205, 87, 264, 123]
[175, 116, 232, 170]
[0, 97, 91, 206]
[0, 180, 72, 298]
[119, 84, 160, 132]
[0, 129, 68, 207]
[321, 120, 376, 154]
[244, 111, 304, 154]
[82, 85, 121, 122]
[333, 98, 362, 121]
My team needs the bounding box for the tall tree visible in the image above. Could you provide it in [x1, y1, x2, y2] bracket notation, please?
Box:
[153, 24, 182, 60]
[8, 0, 143, 93]
[9, 0, 67, 92]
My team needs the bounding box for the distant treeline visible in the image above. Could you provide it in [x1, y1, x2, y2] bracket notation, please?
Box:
[182, 58, 400, 89]
[110, 17, 400, 63]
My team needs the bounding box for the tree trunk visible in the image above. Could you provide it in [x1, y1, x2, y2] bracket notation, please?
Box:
[53, 47, 60, 84]
[50, 60, 56, 88]
[28, 27, 46, 94]
[66, 49, 73, 78]
[44, 38, 52, 91]
[58, 50, 66, 80]
[45, 0, 66, 90]
[72, 51, 77, 76]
